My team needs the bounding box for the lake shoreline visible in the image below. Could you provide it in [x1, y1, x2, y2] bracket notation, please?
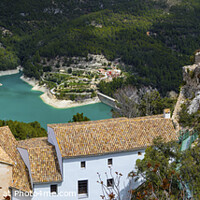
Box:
[0, 73, 112, 128]
[0, 66, 22, 77]
[0, 67, 22, 86]
[20, 75, 47, 93]
[20, 75, 101, 109]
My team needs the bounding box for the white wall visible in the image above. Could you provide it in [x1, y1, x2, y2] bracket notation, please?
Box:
[0, 163, 12, 199]
[32, 150, 145, 200]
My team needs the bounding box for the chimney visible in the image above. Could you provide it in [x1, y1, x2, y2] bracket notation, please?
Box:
[163, 109, 171, 119]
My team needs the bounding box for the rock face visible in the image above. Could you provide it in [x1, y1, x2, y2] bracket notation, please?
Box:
[172, 53, 200, 129]
[179, 53, 200, 115]
[195, 51, 200, 64]
[188, 92, 200, 114]
[183, 63, 200, 98]
[182, 63, 200, 114]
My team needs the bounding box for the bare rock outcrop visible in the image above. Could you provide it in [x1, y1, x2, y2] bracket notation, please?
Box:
[182, 63, 200, 114]
[172, 52, 200, 129]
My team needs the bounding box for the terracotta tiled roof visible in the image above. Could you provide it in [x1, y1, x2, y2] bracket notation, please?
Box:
[18, 137, 62, 183]
[0, 146, 14, 165]
[0, 126, 31, 192]
[48, 117, 177, 158]
[48, 117, 128, 128]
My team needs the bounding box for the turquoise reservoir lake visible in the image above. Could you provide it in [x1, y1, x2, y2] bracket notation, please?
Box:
[0, 73, 112, 129]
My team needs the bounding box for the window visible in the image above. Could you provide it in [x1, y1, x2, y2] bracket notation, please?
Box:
[78, 180, 88, 198]
[107, 179, 114, 187]
[50, 185, 57, 194]
[108, 158, 112, 166]
[81, 161, 86, 168]
[138, 152, 142, 156]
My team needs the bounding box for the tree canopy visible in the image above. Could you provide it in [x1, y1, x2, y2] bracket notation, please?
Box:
[112, 87, 176, 118]
[0, 0, 200, 94]
[131, 136, 200, 199]
[68, 113, 90, 123]
[0, 120, 47, 140]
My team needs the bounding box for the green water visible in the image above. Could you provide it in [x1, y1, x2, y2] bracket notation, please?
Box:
[0, 73, 112, 129]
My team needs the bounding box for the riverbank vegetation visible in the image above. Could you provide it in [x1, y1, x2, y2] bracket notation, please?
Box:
[0, 0, 200, 95]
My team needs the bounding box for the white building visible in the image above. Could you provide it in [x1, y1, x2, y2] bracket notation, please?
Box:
[0, 115, 177, 200]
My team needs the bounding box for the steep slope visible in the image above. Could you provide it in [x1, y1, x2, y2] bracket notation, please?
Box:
[173, 52, 200, 130]
[0, 0, 200, 94]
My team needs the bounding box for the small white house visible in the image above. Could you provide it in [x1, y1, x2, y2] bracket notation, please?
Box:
[0, 115, 177, 200]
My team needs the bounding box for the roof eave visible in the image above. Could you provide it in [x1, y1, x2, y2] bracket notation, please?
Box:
[62, 146, 148, 159]
[33, 180, 62, 185]
[0, 160, 14, 166]
[9, 186, 33, 194]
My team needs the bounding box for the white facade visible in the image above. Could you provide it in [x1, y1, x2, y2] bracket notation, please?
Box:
[0, 162, 12, 199]
[12, 150, 145, 200]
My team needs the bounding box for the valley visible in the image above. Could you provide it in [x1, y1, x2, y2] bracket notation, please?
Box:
[1, 0, 200, 97]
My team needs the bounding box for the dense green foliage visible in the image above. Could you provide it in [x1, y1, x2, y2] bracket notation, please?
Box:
[98, 78, 124, 98]
[131, 137, 182, 199]
[131, 136, 200, 199]
[179, 103, 200, 131]
[98, 75, 152, 97]
[0, 48, 19, 70]
[68, 112, 90, 122]
[0, 0, 200, 93]
[181, 141, 200, 199]
[139, 91, 176, 116]
[0, 120, 47, 140]
[112, 90, 176, 118]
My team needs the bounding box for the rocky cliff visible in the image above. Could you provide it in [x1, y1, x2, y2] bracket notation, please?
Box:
[182, 62, 200, 114]
[172, 52, 200, 129]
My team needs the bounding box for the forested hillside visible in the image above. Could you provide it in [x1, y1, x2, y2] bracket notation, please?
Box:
[0, 0, 200, 94]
